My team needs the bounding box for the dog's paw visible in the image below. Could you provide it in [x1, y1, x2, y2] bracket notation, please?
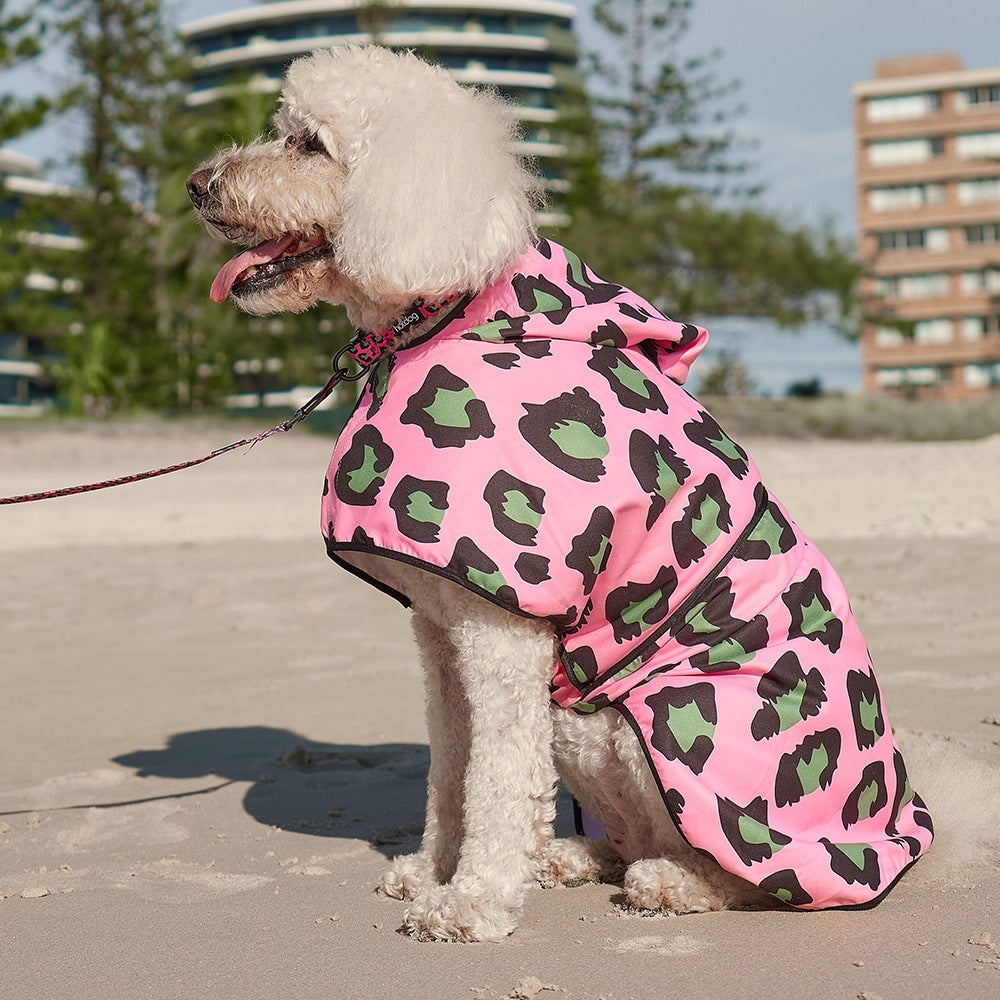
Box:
[536, 836, 625, 888]
[623, 858, 725, 914]
[378, 852, 437, 901]
[402, 885, 519, 943]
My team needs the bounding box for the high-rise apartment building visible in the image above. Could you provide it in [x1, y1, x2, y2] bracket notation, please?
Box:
[181, 0, 579, 225]
[853, 53, 1000, 400]
[0, 150, 81, 414]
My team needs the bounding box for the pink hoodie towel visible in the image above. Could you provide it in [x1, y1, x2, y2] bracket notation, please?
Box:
[322, 239, 933, 909]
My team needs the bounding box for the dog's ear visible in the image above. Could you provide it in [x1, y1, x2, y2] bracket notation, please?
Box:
[334, 51, 540, 301]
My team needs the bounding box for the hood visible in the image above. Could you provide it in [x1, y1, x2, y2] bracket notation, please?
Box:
[456, 239, 708, 387]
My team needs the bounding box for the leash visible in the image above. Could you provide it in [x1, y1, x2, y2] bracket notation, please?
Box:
[0, 295, 459, 506]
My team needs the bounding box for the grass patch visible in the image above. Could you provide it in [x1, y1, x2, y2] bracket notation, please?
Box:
[704, 394, 1000, 441]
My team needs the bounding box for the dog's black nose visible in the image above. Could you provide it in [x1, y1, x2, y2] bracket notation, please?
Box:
[186, 167, 212, 206]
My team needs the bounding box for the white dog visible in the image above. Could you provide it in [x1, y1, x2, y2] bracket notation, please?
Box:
[188, 45, 933, 942]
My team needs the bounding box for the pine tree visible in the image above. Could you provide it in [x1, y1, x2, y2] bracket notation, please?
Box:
[0, 0, 50, 142]
[0, 0, 75, 408]
[551, 0, 858, 330]
[47, 0, 189, 412]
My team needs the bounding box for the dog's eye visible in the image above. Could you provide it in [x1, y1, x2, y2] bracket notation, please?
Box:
[302, 133, 326, 155]
[284, 133, 326, 156]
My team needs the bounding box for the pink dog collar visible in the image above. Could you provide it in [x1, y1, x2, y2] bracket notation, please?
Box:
[347, 294, 462, 368]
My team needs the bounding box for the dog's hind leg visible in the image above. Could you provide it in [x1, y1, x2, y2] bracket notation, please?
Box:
[402, 586, 559, 942]
[379, 611, 468, 900]
[537, 834, 626, 887]
[551, 701, 769, 913]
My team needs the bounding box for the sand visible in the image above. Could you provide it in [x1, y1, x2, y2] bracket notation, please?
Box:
[1, 419, 998, 1000]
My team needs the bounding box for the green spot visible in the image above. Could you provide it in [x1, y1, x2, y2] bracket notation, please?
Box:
[773, 677, 809, 732]
[737, 814, 785, 854]
[371, 362, 391, 401]
[893, 775, 914, 821]
[858, 693, 881, 737]
[666, 699, 715, 755]
[573, 701, 597, 714]
[857, 781, 881, 821]
[799, 594, 837, 638]
[795, 744, 830, 795]
[424, 386, 475, 429]
[653, 452, 684, 502]
[501, 490, 542, 529]
[830, 841, 872, 872]
[530, 289, 567, 314]
[772, 887, 793, 903]
[611, 655, 645, 683]
[346, 445, 384, 494]
[689, 494, 725, 548]
[608, 358, 652, 399]
[746, 509, 786, 556]
[707, 431, 747, 470]
[405, 491, 444, 526]
[466, 566, 507, 597]
[588, 534, 612, 577]
[620, 589, 666, 632]
[468, 319, 513, 342]
[704, 635, 752, 668]
[683, 601, 718, 637]
[564, 248, 589, 289]
[548, 420, 609, 461]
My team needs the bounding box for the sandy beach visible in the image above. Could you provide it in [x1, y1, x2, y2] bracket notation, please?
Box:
[1, 419, 998, 1000]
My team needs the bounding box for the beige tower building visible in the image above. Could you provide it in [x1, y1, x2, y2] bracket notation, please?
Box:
[853, 53, 1000, 399]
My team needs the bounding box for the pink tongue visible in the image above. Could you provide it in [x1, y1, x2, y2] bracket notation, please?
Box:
[210, 233, 299, 303]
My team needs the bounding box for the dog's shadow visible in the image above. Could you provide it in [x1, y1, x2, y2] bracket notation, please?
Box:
[114, 725, 579, 855]
[113, 726, 431, 855]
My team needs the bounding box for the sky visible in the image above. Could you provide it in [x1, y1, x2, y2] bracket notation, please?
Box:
[10, 0, 1000, 394]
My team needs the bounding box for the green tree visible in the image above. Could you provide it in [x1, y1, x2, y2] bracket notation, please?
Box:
[696, 347, 755, 397]
[587, 0, 747, 189]
[44, 0, 190, 412]
[551, 0, 859, 330]
[4, 2, 353, 414]
[0, 0, 78, 404]
[0, 0, 50, 142]
[157, 80, 354, 411]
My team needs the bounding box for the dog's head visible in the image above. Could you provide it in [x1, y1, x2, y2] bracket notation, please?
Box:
[187, 46, 540, 328]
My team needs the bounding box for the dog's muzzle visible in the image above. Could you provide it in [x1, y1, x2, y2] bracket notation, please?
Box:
[186, 168, 213, 210]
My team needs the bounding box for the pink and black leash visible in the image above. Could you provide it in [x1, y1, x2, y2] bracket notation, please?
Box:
[0, 295, 459, 506]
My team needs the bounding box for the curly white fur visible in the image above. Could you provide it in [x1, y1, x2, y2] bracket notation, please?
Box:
[188, 44, 770, 942]
[189, 45, 539, 330]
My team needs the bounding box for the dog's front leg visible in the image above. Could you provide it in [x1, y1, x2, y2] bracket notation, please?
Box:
[379, 611, 468, 899]
[403, 595, 558, 942]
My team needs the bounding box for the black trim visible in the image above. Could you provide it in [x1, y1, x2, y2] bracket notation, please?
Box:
[570, 484, 773, 701]
[325, 539, 546, 624]
[609, 699, 930, 911]
[395, 293, 476, 354]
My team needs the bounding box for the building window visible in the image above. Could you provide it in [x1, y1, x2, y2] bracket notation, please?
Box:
[956, 131, 1000, 159]
[913, 319, 953, 344]
[957, 177, 1000, 204]
[876, 319, 953, 346]
[868, 137, 944, 167]
[965, 222, 1000, 244]
[956, 84, 1000, 109]
[875, 366, 951, 388]
[913, 366, 950, 385]
[874, 325, 906, 347]
[866, 92, 942, 122]
[876, 228, 948, 251]
[961, 269, 1000, 295]
[962, 315, 1000, 339]
[963, 362, 1000, 388]
[868, 183, 945, 211]
[876, 273, 950, 299]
